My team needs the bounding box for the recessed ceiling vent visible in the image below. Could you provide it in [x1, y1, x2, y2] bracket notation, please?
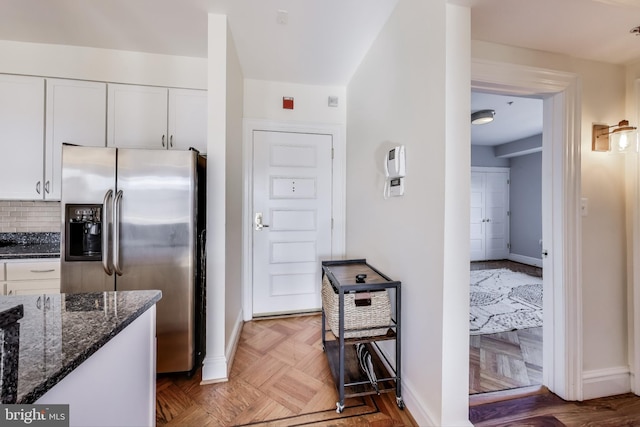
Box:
[631, 26, 640, 36]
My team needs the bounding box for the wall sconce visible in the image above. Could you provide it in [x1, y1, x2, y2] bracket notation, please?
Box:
[592, 120, 638, 153]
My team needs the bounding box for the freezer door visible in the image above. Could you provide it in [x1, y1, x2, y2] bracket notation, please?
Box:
[60, 145, 117, 293]
[115, 149, 197, 373]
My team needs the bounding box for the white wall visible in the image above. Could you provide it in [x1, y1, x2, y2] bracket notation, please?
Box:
[472, 40, 628, 395]
[244, 79, 346, 124]
[0, 40, 206, 89]
[203, 13, 230, 382]
[224, 24, 245, 364]
[346, 0, 470, 425]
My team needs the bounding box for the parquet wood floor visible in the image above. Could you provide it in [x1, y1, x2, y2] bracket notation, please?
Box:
[156, 314, 416, 426]
[470, 261, 543, 395]
[470, 390, 640, 426]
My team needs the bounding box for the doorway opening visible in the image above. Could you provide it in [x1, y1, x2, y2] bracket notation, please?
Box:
[469, 60, 582, 402]
[469, 92, 544, 395]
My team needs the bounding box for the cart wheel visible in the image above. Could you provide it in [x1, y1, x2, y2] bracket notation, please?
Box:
[336, 402, 345, 413]
[396, 397, 405, 409]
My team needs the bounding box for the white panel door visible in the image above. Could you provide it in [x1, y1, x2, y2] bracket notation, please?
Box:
[469, 168, 509, 261]
[45, 79, 107, 200]
[485, 172, 509, 260]
[252, 131, 332, 316]
[470, 171, 486, 261]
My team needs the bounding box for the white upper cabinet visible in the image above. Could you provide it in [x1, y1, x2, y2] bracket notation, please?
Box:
[168, 88, 207, 153]
[45, 79, 107, 200]
[107, 84, 168, 150]
[108, 84, 207, 153]
[0, 75, 45, 200]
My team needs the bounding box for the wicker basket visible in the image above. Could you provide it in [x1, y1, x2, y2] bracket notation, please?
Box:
[322, 276, 391, 338]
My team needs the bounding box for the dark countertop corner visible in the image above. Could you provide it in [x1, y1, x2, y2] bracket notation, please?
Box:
[0, 290, 161, 404]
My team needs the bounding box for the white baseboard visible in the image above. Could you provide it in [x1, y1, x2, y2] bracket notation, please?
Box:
[200, 309, 244, 384]
[225, 310, 244, 376]
[582, 366, 631, 400]
[508, 253, 542, 268]
[200, 355, 228, 384]
[400, 377, 437, 426]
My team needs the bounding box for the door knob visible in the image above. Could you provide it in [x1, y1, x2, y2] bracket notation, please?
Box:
[254, 212, 270, 231]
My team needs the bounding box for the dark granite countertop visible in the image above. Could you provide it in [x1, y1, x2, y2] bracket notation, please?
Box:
[0, 233, 61, 260]
[0, 290, 161, 403]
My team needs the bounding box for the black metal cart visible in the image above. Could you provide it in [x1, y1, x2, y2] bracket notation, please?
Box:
[321, 259, 403, 413]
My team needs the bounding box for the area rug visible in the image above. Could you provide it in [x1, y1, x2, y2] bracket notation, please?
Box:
[470, 268, 543, 335]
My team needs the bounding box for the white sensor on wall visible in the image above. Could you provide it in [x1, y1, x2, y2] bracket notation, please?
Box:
[384, 145, 406, 198]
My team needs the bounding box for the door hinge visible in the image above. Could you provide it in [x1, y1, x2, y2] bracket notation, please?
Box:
[331, 218, 334, 230]
[507, 179, 510, 185]
[507, 210, 510, 217]
[507, 243, 511, 249]
[331, 147, 334, 159]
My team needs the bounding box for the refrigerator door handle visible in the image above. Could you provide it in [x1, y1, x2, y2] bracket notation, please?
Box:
[113, 190, 124, 276]
[102, 190, 114, 275]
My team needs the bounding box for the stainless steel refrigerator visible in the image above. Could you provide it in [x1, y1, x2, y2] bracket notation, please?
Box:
[60, 144, 206, 374]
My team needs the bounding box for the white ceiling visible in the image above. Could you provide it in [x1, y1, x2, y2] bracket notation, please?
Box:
[0, 0, 398, 86]
[0, 0, 637, 144]
[471, 92, 543, 146]
[471, 0, 640, 65]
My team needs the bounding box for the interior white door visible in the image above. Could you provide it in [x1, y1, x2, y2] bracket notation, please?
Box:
[470, 171, 486, 261]
[252, 130, 332, 316]
[470, 168, 509, 261]
[484, 171, 509, 260]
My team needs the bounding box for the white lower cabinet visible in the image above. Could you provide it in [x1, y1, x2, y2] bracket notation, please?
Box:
[5, 259, 61, 295]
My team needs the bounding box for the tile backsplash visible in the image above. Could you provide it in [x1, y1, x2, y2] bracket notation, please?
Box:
[0, 201, 61, 233]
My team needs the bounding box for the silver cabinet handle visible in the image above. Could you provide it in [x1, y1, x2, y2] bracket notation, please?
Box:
[45, 296, 50, 310]
[170, 135, 173, 148]
[254, 212, 270, 231]
[113, 190, 124, 276]
[8, 290, 13, 296]
[29, 269, 55, 273]
[36, 296, 42, 310]
[102, 189, 114, 276]
[36, 181, 41, 194]
[44, 180, 50, 194]
[162, 135, 166, 147]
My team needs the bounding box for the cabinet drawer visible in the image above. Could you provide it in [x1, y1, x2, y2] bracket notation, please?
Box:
[6, 261, 60, 281]
[7, 279, 60, 296]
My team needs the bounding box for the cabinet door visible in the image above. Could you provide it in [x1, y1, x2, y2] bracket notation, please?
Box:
[45, 79, 107, 200]
[168, 89, 207, 153]
[0, 75, 45, 199]
[107, 84, 168, 149]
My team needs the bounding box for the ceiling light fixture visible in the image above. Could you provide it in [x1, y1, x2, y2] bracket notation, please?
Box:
[592, 120, 638, 153]
[471, 109, 495, 125]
